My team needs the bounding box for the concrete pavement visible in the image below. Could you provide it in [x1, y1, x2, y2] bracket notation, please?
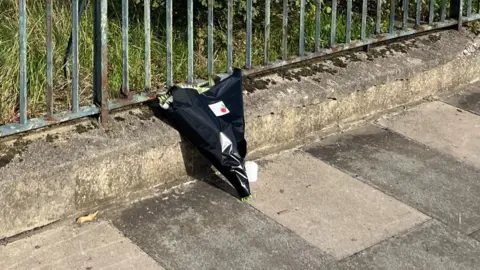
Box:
[113, 181, 333, 270]
[1, 84, 480, 269]
[0, 221, 162, 270]
[250, 151, 428, 260]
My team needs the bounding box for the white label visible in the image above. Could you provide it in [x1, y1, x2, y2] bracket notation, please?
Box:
[208, 101, 230, 116]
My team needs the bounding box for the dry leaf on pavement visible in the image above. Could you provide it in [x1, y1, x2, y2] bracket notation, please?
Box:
[76, 211, 99, 224]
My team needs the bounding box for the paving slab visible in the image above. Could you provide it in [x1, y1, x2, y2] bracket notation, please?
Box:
[112, 181, 334, 270]
[376, 101, 480, 168]
[0, 221, 162, 270]
[306, 126, 480, 234]
[335, 220, 480, 270]
[442, 83, 480, 115]
[249, 151, 428, 259]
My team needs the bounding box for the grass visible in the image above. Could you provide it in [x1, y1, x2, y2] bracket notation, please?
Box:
[0, 0, 478, 124]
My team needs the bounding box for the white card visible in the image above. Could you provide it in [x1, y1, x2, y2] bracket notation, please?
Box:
[208, 101, 230, 117]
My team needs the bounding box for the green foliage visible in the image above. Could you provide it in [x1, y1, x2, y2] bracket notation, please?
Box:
[1, 0, 479, 124]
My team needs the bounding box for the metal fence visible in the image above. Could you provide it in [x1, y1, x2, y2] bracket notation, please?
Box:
[1, 0, 479, 138]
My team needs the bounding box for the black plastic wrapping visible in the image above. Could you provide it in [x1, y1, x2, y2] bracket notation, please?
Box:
[163, 69, 251, 198]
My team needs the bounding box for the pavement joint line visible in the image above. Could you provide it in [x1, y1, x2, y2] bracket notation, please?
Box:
[0, 219, 61, 247]
[92, 249, 156, 270]
[371, 120, 469, 166]
[440, 98, 480, 116]
[112, 180, 337, 269]
[41, 238, 126, 268]
[308, 150, 438, 218]
[335, 164, 478, 241]
[372, 103, 480, 166]
[106, 219, 158, 261]
[335, 219, 433, 264]
[304, 131, 480, 242]
[3, 223, 124, 270]
[368, 101, 480, 233]
[244, 189, 340, 259]
[245, 200, 331, 256]
[439, 81, 480, 116]
[252, 148, 429, 260]
[440, 99, 480, 117]
[468, 229, 480, 239]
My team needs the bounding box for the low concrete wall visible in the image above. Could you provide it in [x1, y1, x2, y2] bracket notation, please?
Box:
[1, 30, 479, 239]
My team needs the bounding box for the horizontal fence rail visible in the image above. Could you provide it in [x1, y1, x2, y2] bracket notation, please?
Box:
[1, 0, 480, 138]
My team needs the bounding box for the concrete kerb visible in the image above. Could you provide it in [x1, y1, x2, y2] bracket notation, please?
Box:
[1, 29, 479, 240]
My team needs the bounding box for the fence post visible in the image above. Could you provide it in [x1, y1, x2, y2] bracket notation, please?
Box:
[450, 0, 463, 30]
[93, 0, 109, 127]
[19, 0, 28, 125]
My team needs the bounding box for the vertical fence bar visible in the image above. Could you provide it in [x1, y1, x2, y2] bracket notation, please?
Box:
[441, 0, 446, 21]
[101, 0, 108, 126]
[282, 0, 288, 60]
[264, 0, 271, 64]
[429, 0, 434, 24]
[416, 0, 421, 25]
[450, 0, 461, 30]
[467, 0, 472, 16]
[227, 0, 233, 73]
[361, 0, 367, 39]
[122, 0, 129, 96]
[93, 0, 109, 128]
[144, 0, 151, 91]
[376, 0, 382, 34]
[299, 0, 306, 56]
[72, 0, 79, 112]
[19, 0, 27, 124]
[166, 0, 173, 87]
[346, 0, 352, 43]
[46, 0, 53, 118]
[330, 0, 337, 46]
[188, 0, 194, 82]
[315, 0, 321, 51]
[458, 0, 463, 30]
[403, 0, 409, 30]
[101, 0, 109, 126]
[208, 0, 214, 84]
[389, 0, 396, 33]
[246, 0, 253, 68]
[93, 0, 109, 127]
